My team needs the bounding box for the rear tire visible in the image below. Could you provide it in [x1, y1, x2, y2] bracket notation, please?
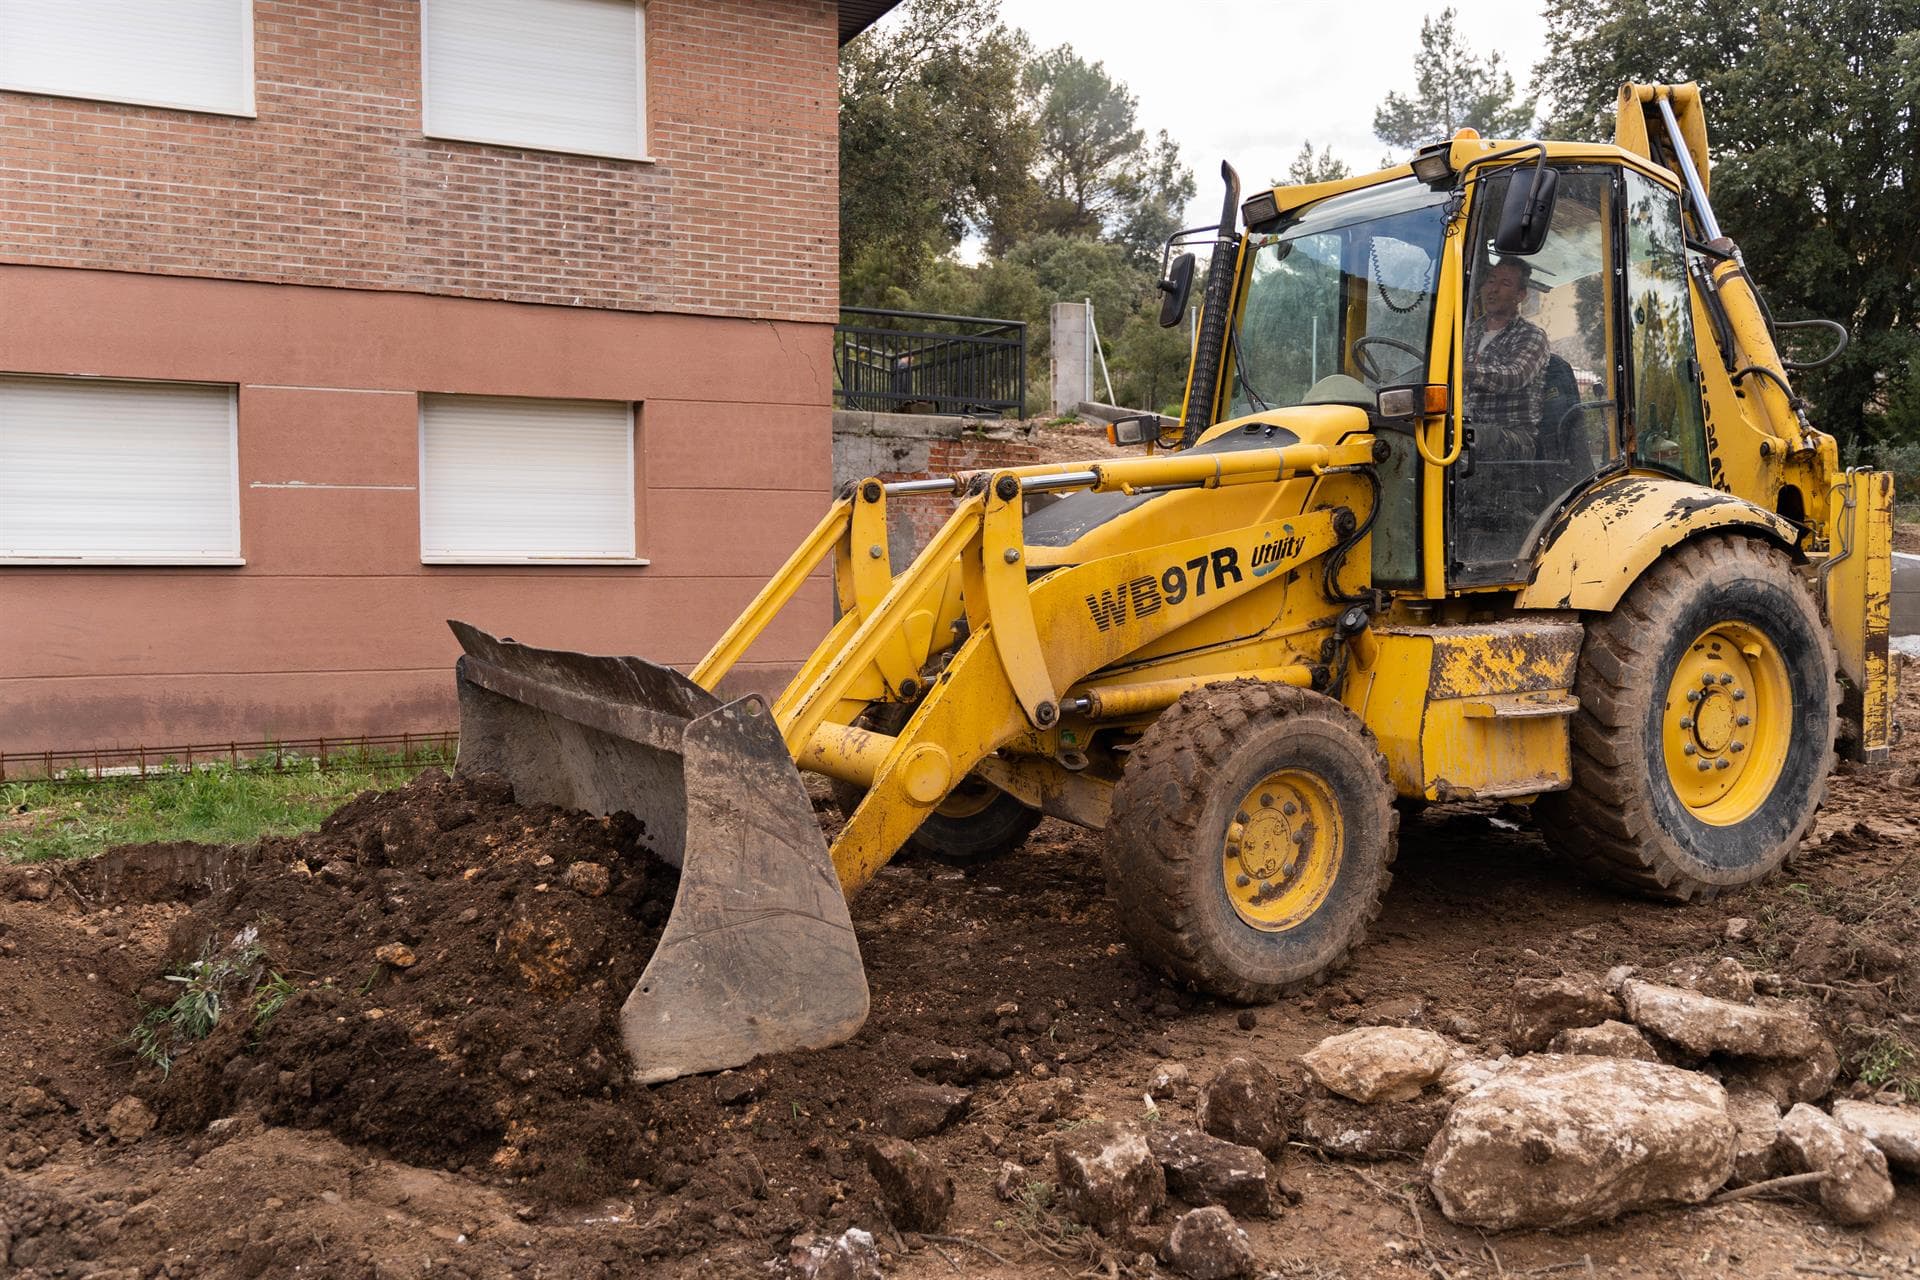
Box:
[829, 706, 1040, 867]
[1103, 682, 1397, 1001]
[1539, 536, 1836, 900]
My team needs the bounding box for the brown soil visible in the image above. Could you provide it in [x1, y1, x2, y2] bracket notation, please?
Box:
[3, 679, 1918, 1279]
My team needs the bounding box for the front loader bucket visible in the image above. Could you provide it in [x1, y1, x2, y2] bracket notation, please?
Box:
[449, 621, 868, 1084]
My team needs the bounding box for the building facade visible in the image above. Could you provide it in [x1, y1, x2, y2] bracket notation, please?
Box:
[0, 0, 880, 760]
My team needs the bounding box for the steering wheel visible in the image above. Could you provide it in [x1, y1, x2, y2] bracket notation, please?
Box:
[1351, 335, 1424, 384]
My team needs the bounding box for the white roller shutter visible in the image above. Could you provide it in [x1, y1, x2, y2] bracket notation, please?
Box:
[420, 395, 638, 563]
[0, 376, 241, 564]
[0, 0, 253, 117]
[423, 0, 645, 160]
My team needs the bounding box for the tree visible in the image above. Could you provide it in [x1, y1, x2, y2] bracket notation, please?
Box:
[838, 0, 1036, 301]
[1002, 46, 1196, 266]
[1374, 8, 1538, 149]
[1534, 0, 1920, 446]
[1285, 140, 1352, 185]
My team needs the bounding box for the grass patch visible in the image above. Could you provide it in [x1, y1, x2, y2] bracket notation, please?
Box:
[1855, 1032, 1920, 1102]
[0, 750, 443, 863]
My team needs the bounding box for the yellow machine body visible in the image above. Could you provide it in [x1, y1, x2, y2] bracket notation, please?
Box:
[451, 82, 1893, 1082]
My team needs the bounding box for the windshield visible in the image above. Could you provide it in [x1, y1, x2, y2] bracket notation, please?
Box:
[1226, 179, 1450, 417]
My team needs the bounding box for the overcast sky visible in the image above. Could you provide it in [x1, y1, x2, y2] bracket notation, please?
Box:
[988, 1, 1552, 224]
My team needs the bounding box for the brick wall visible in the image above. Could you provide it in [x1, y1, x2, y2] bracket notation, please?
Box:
[0, 0, 838, 320]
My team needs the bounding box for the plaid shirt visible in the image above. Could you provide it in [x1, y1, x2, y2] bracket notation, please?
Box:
[1465, 314, 1550, 457]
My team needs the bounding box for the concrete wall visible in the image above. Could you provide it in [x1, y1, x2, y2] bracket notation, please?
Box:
[832, 410, 1042, 565]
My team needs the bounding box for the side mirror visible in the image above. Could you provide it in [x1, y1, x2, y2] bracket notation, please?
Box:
[1493, 165, 1558, 257]
[1157, 253, 1196, 328]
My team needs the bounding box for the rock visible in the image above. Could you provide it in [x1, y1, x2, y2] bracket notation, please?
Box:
[1054, 1121, 1166, 1235]
[787, 1228, 884, 1280]
[1547, 1020, 1659, 1061]
[1724, 917, 1753, 942]
[1196, 1057, 1292, 1156]
[1235, 1010, 1258, 1031]
[373, 942, 417, 969]
[1509, 974, 1623, 1051]
[911, 1044, 1014, 1085]
[1721, 1040, 1840, 1107]
[1008, 1077, 1080, 1125]
[106, 1096, 156, 1142]
[1832, 1100, 1920, 1173]
[863, 1137, 954, 1232]
[1778, 1104, 1895, 1225]
[1724, 1087, 1784, 1185]
[1358, 995, 1426, 1027]
[1297, 1089, 1451, 1160]
[993, 1160, 1028, 1202]
[318, 860, 354, 885]
[1145, 1126, 1276, 1218]
[9, 1085, 59, 1118]
[1436, 1055, 1512, 1101]
[1147, 1062, 1191, 1099]
[1167, 1207, 1257, 1280]
[1657, 956, 1758, 1003]
[1423, 1056, 1735, 1230]
[16, 871, 54, 902]
[874, 1084, 970, 1140]
[1300, 1027, 1451, 1103]
[562, 861, 610, 897]
[712, 1071, 764, 1107]
[1620, 981, 1821, 1058]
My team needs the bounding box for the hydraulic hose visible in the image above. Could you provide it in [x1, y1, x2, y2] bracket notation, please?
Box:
[1180, 162, 1242, 446]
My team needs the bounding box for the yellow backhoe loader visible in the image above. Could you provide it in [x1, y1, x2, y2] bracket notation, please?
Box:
[449, 84, 1893, 1084]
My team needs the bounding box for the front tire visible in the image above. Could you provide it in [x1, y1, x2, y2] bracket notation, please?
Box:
[1103, 682, 1398, 1001]
[1540, 536, 1836, 900]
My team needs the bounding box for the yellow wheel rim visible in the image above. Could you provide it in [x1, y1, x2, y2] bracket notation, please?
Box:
[935, 778, 998, 820]
[1660, 621, 1792, 826]
[1222, 769, 1343, 931]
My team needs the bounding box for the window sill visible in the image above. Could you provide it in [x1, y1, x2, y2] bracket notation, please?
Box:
[0, 557, 247, 567]
[422, 556, 650, 566]
[0, 83, 256, 119]
[421, 130, 655, 165]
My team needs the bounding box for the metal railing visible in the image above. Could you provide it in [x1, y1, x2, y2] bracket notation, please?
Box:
[0, 731, 459, 783]
[835, 306, 1026, 416]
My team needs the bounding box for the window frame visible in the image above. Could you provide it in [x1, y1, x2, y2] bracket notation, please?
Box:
[419, 0, 652, 163]
[0, 373, 244, 567]
[416, 393, 647, 566]
[0, 0, 256, 118]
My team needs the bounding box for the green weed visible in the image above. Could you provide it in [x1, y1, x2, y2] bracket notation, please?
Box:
[128, 928, 272, 1073]
[1856, 1034, 1920, 1101]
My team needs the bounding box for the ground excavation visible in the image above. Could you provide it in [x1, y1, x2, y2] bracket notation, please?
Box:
[2, 658, 1917, 1278]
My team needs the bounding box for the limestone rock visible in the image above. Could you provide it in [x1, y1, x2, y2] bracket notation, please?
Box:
[788, 1228, 884, 1280]
[106, 1096, 155, 1142]
[1167, 1206, 1257, 1280]
[1424, 1056, 1735, 1230]
[1510, 975, 1623, 1052]
[1196, 1057, 1291, 1156]
[1147, 1062, 1192, 1099]
[863, 1136, 954, 1232]
[1548, 1020, 1659, 1061]
[373, 942, 417, 969]
[1724, 1086, 1785, 1186]
[1656, 956, 1757, 1003]
[1778, 1104, 1894, 1225]
[1437, 1055, 1513, 1101]
[1298, 1089, 1451, 1160]
[1145, 1126, 1276, 1218]
[1721, 1040, 1840, 1107]
[1299, 1027, 1451, 1103]
[1832, 1100, 1920, 1173]
[562, 861, 610, 897]
[1620, 981, 1821, 1059]
[1054, 1121, 1166, 1235]
[874, 1084, 970, 1140]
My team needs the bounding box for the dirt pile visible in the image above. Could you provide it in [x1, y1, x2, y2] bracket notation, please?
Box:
[143, 768, 681, 1202]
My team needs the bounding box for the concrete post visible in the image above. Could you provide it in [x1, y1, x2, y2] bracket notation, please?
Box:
[1050, 300, 1092, 416]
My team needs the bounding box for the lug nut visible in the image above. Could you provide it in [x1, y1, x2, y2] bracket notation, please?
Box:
[1697, 760, 1712, 771]
[1680, 717, 1694, 729]
[1260, 793, 1273, 807]
[1730, 742, 1745, 752]
[1686, 690, 1701, 703]
[1702, 674, 1716, 685]
[1736, 715, 1751, 726]
[1236, 874, 1251, 887]
[1683, 743, 1696, 755]
[1003, 547, 1020, 563]
[1720, 673, 1734, 685]
[1716, 758, 1731, 770]
[1733, 690, 1747, 701]
[1259, 881, 1274, 896]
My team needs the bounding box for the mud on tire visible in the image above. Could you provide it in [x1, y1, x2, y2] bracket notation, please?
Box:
[1103, 681, 1398, 1001]
[1539, 535, 1837, 901]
